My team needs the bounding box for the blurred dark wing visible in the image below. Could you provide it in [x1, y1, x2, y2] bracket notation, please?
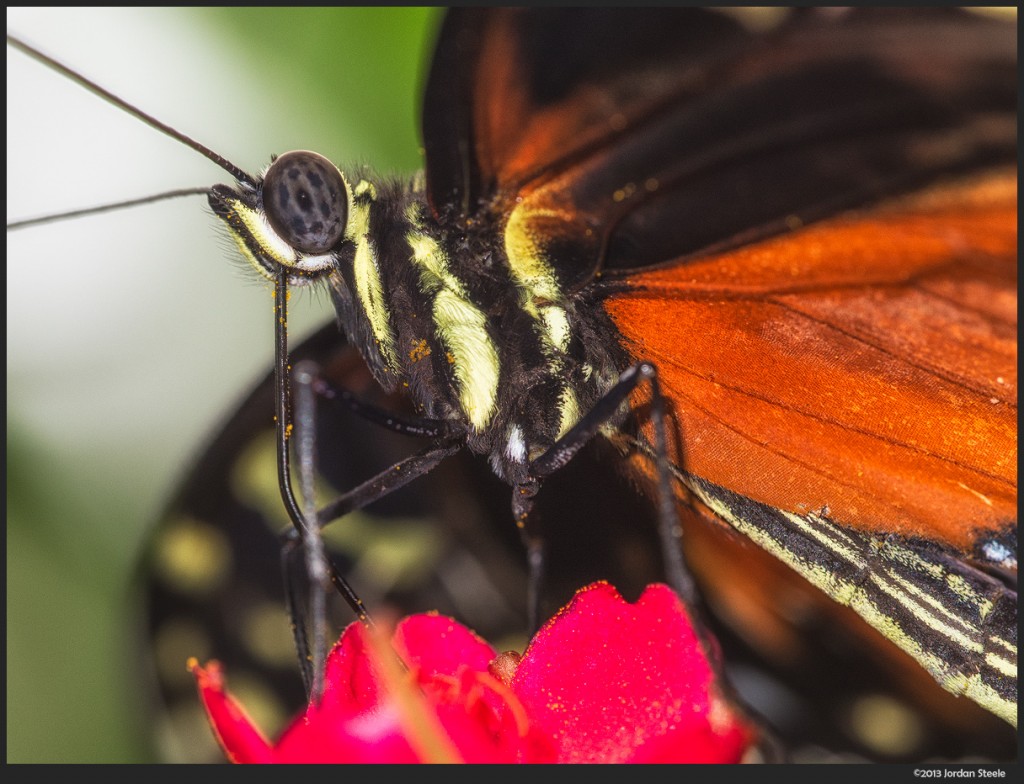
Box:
[136, 327, 528, 761]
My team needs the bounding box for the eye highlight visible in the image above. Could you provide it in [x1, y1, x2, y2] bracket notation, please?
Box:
[262, 150, 348, 254]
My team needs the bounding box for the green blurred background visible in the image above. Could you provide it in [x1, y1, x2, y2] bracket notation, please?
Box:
[7, 7, 440, 763]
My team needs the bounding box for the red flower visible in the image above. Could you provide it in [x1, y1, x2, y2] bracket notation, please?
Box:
[192, 582, 755, 763]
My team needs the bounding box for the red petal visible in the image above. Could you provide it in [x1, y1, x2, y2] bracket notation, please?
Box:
[393, 614, 547, 762]
[511, 582, 752, 763]
[194, 590, 750, 764]
[271, 617, 524, 763]
[319, 620, 389, 714]
[392, 612, 497, 677]
[272, 703, 422, 763]
[190, 659, 276, 764]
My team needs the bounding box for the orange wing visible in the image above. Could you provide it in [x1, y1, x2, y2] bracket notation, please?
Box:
[605, 170, 1016, 551]
[603, 169, 1016, 726]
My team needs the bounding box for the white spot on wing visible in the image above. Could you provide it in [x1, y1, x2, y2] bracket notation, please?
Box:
[982, 540, 1016, 569]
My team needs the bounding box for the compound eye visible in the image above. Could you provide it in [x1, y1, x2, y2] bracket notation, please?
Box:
[262, 151, 347, 254]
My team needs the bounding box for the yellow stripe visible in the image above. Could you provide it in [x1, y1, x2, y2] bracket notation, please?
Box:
[557, 386, 581, 441]
[990, 635, 1016, 656]
[946, 572, 991, 616]
[348, 194, 397, 371]
[504, 204, 580, 435]
[406, 228, 498, 431]
[869, 571, 982, 655]
[232, 202, 298, 271]
[679, 471, 1016, 725]
[222, 199, 338, 279]
[882, 541, 982, 627]
[986, 650, 1017, 679]
[504, 205, 565, 303]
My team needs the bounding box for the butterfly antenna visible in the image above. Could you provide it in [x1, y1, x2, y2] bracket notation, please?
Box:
[6, 34, 257, 189]
[7, 188, 210, 230]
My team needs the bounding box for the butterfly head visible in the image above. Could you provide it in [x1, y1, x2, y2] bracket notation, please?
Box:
[209, 150, 356, 285]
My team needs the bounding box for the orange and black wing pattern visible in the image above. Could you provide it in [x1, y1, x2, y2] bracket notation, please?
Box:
[423, 8, 1017, 724]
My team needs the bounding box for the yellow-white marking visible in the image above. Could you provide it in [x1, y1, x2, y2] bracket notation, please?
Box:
[222, 199, 337, 278]
[505, 203, 582, 438]
[986, 650, 1017, 678]
[965, 683, 1015, 726]
[990, 635, 1017, 656]
[888, 569, 976, 634]
[348, 187, 397, 371]
[407, 225, 498, 431]
[676, 466, 1017, 726]
[541, 306, 571, 353]
[353, 180, 377, 200]
[557, 386, 581, 441]
[870, 571, 981, 654]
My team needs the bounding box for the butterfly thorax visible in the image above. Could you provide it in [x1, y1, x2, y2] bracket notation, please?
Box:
[209, 164, 629, 486]
[329, 177, 630, 485]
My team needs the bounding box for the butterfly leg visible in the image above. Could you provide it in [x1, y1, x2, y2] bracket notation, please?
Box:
[509, 476, 544, 633]
[308, 371, 464, 440]
[279, 433, 462, 696]
[288, 360, 331, 701]
[278, 355, 465, 699]
[519, 361, 698, 629]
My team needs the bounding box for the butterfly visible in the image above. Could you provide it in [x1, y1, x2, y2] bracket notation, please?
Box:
[8, 7, 1016, 764]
